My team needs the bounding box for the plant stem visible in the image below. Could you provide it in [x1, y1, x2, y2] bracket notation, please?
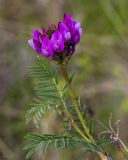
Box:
[54, 78, 90, 142]
[60, 64, 108, 160]
[60, 64, 94, 141]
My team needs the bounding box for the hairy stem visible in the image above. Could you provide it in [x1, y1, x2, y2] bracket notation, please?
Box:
[60, 64, 108, 160]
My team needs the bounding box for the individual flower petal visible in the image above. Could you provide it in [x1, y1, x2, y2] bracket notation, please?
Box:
[58, 22, 71, 42]
[32, 29, 40, 40]
[41, 37, 54, 58]
[33, 39, 41, 48]
[28, 39, 42, 54]
[65, 32, 71, 41]
[75, 22, 82, 36]
[42, 28, 47, 37]
[63, 14, 73, 27]
[33, 29, 45, 42]
[33, 39, 42, 53]
[28, 39, 35, 50]
[71, 31, 80, 44]
[75, 22, 81, 30]
[51, 30, 64, 52]
[78, 27, 82, 36]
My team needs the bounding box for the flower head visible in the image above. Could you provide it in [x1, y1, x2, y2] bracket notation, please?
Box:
[28, 14, 82, 63]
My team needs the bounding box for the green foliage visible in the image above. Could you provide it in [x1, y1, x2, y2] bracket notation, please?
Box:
[63, 105, 86, 137]
[29, 56, 60, 101]
[98, 139, 112, 147]
[24, 133, 102, 159]
[25, 56, 101, 159]
[26, 99, 59, 128]
[26, 56, 62, 127]
[25, 55, 79, 131]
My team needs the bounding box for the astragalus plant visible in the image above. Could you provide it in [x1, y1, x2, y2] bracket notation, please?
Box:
[25, 14, 127, 160]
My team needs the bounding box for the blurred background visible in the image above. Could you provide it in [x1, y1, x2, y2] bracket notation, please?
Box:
[0, 0, 128, 159]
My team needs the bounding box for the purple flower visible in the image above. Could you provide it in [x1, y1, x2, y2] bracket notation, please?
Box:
[51, 30, 64, 52]
[41, 37, 54, 58]
[58, 22, 71, 42]
[28, 13, 82, 63]
[63, 14, 82, 44]
[28, 29, 44, 54]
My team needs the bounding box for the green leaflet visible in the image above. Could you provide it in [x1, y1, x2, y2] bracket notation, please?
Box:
[24, 133, 102, 159]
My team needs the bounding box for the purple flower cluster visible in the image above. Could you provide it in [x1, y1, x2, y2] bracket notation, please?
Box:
[28, 14, 82, 63]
